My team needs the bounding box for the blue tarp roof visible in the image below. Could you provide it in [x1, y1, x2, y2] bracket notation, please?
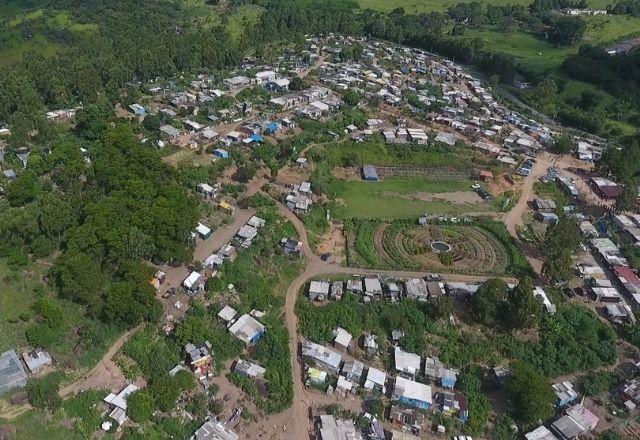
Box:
[250, 134, 263, 142]
[266, 123, 280, 133]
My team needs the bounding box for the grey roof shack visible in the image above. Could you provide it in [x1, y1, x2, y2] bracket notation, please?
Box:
[362, 164, 379, 181]
[0, 350, 27, 394]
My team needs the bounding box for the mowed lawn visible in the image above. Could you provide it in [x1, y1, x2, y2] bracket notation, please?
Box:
[332, 177, 501, 219]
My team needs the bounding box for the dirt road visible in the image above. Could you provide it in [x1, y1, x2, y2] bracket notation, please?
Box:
[59, 325, 141, 398]
[275, 200, 518, 439]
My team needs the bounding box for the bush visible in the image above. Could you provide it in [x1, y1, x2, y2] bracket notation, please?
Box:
[577, 372, 618, 397]
[27, 372, 64, 410]
[127, 389, 156, 423]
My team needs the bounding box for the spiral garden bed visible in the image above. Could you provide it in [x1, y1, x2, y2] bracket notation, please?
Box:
[347, 219, 510, 275]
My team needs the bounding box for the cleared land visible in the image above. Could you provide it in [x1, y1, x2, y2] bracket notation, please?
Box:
[461, 15, 640, 73]
[331, 177, 504, 219]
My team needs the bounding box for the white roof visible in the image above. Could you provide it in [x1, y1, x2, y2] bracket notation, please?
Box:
[301, 340, 342, 371]
[104, 384, 139, 411]
[525, 426, 559, 440]
[183, 271, 202, 290]
[394, 346, 421, 375]
[234, 360, 266, 378]
[334, 327, 352, 348]
[193, 418, 239, 440]
[228, 314, 265, 344]
[336, 375, 353, 391]
[256, 70, 276, 79]
[365, 367, 386, 387]
[237, 224, 258, 240]
[533, 286, 556, 314]
[364, 277, 382, 293]
[310, 100, 330, 111]
[309, 280, 330, 295]
[273, 78, 290, 87]
[196, 223, 211, 236]
[393, 376, 432, 404]
[204, 253, 224, 268]
[217, 305, 237, 322]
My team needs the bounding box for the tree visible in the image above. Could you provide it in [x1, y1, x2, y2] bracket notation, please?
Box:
[473, 278, 509, 326]
[528, 78, 558, 117]
[542, 215, 581, 282]
[26, 372, 63, 410]
[551, 132, 574, 154]
[75, 104, 108, 141]
[343, 89, 361, 107]
[234, 163, 257, 183]
[6, 170, 43, 207]
[457, 366, 491, 435]
[150, 375, 181, 412]
[492, 415, 518, 440]
[142, 114, 161, 131]
[506, 361, 554, 426]
[617, 180, 639, 212]
[127, 389, 156, 423]
[289, 76, 305, 91]
[546, 15, 586, 46]
[505, 277, 540, 329]
[542, 247, 574, 282]
[37, 194, 75, 241]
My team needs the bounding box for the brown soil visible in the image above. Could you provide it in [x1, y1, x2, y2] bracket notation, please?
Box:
[276, 165, 310, 185]
[316, 221, 346, 265]
[332, 167, 360, 181]
[412, 190, 483, 204]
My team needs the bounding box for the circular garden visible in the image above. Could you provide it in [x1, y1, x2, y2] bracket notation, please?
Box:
[364, 221, 509, 274]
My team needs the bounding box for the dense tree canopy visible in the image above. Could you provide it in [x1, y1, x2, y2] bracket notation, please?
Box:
[506, 361, 555, 426]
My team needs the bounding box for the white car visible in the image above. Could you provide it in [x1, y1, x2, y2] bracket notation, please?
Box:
[471, 182, 480, 189]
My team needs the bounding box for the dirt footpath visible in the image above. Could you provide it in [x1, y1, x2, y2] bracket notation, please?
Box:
[59, 325, 141, 398]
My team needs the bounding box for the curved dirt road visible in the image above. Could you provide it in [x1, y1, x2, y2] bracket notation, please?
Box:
[276, 201, 516, 439]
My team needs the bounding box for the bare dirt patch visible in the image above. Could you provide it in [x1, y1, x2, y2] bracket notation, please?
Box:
[412, 191, 483, 204]
[316, 221, 345, 265]
[332, 166, 360, 181]
[276, 164, 310, 185]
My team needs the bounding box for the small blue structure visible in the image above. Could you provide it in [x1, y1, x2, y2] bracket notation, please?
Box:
[362, 165, 378, 181]
[393, 377, 432, 410]
[441, 369, 458, 389]
[265, 122, 280, 134]
[553, 382, 579, 407]
[250, 133, 264, 143]
[129, 104, 147, 116]
[213, 148, 229, 159]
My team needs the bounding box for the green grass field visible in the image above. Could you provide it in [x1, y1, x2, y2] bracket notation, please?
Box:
[0, 9, 98, 68]
[0, 261, 47, 352]
[0, 259, 120, 369]
[332, 177, 503, 219]
[359, 0, 615, 13]
[322, 140, 488, 169]
[460, 15, 640, 73]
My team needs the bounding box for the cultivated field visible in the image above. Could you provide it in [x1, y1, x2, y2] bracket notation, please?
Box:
[346, 219, 511, 275]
